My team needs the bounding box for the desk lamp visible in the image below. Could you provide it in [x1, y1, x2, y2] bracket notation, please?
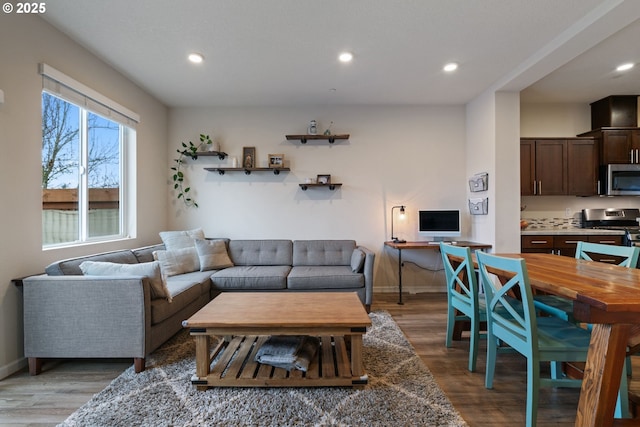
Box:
[391, 205, 406, 243]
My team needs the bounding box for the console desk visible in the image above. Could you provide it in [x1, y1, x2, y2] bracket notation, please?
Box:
[384, 241, 492, 304]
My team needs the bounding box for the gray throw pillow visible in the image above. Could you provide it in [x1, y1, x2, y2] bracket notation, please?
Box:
[79, 260, 171, 301]
[195, 239, 234, 271]
[350, 248, 365, 272]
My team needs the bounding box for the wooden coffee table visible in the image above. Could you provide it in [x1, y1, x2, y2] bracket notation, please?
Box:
[182, 292, 372, 389]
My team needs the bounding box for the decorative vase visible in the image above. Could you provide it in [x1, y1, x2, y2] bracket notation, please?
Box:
[308, 120, 317, 135]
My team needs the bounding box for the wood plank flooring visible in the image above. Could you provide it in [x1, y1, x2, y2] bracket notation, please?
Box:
[0, 292, 636, 426]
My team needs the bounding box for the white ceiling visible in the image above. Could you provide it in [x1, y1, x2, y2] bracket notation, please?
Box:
[41, 0, 640, 107]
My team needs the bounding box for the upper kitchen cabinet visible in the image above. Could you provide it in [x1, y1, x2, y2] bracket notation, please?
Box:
[578, 128, 640, 164]
[521, 139, 567, 196]
[567, 138, 598, 196]
[578, 95, 640, 165]
[520, 137, 598, 196]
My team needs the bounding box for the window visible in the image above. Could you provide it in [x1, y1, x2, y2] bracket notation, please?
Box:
[40, 64, 139, 248]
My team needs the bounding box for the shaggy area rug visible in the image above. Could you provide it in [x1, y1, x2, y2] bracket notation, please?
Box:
[58, 311, 467, 427]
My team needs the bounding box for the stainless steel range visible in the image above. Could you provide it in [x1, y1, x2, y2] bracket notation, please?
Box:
[582, 208, 640, 246]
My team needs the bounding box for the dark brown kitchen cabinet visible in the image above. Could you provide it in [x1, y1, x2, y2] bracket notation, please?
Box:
[567, 138, 598, 196]
[578, 128, 640, 164]
[520, 234, 580, 256]
[521, 137, 598, 196]
[520, 140, 536, 196]
[521, 235, 554, 253]
[520, 139, 567, 195]
[554, 235, 585, 257]
[521, 234, 623, 260]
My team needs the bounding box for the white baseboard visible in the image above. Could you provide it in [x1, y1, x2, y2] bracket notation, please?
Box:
[0, 357, 27, 380]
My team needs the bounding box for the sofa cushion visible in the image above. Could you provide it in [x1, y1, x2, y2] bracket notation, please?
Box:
[151, 271, 212, 324]
[350, 248, 366, 272]
[78, 260, 170, 301]
[293, 240, 356, 266]
[45, 249, 139, 276]
[287, 266, 364, 290]
[159, 228, 205, 251]
[132, 244, 165, 263]
[195, 239, 234, 271]
[228, 240, 293, 266]
[211, 266, 291, 290]
[153, 247, 200, 277]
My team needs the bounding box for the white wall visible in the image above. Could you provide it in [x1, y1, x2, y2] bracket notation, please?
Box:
[167, 105, 468, 293]
[0, 15, 169, 378]
[466, 91, 496, 248]
[521, 103, 591, 137]
[494, 92, 522, 252]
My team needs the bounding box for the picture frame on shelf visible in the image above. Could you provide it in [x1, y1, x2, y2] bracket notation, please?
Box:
[242, 147, 256, 168]
[317, 174, 331, 185]
[268, 153, 285, 168]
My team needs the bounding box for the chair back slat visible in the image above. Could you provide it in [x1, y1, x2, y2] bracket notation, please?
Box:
[440, 243, 486, 372]
[440, 243, 480, 309]
[575, 241, 640, 267]
[476, 251, 537, 356]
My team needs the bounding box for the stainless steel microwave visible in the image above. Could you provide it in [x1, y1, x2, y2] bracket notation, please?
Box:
[601, 164, 640, 196]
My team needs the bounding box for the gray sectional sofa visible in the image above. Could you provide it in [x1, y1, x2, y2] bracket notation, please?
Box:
[22, 238, 374, 374]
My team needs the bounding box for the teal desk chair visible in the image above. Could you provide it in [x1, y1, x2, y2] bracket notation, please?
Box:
[440, 243, 486, 372]
[533, 242, 640, 322]
[476, 251, 629, 427]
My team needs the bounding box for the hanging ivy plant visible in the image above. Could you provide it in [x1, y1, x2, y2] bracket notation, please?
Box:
[171, 133, 212, 208]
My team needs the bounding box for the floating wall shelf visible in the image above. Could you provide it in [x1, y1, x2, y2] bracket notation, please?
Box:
[285, 134, 350, 144]
[204, 167, 290, 175]
[195, 151, 228, 160]
[299, 183, 342, 191]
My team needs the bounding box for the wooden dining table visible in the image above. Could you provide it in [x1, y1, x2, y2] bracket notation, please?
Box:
[489, 253, 640, 427]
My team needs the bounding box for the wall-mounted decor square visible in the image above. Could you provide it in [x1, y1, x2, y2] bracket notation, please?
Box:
[468, 172, 488, 192]
[469, 197, 488, 215]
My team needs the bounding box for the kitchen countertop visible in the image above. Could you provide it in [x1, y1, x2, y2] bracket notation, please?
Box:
[521, 228, 625, 236]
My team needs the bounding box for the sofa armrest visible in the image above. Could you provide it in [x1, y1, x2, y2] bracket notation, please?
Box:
[357, 245, 375, 307]
[22, 275, 152, 359]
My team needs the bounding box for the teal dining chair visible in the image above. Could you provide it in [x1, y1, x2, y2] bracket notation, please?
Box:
[533, 242, 640, 322]
[476, 251, 629, 427]
[440, 243, 485, 372]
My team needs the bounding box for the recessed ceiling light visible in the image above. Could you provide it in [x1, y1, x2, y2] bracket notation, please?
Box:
[616, 62, 634, 72]
[443, 62, 458, 72]
[338, 52, 353, 63]
[188, 53, 204, 64]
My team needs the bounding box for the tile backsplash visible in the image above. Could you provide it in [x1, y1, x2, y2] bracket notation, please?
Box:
[521, 211, 581, 229]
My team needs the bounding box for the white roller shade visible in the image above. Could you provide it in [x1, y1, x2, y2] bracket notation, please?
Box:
[39, 63, 140, 127]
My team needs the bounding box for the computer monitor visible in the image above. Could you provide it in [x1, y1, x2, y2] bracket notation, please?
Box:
[418, 210, 461, 241]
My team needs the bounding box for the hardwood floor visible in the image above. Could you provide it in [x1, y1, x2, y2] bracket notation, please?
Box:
[375, 292, 581, 426]
[0, 292, 635, 426]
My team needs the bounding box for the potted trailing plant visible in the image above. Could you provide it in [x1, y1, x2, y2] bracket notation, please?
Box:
[171, 133, 212, 208]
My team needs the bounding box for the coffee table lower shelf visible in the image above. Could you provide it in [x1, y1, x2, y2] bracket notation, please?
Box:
[191, 335, 368, 389]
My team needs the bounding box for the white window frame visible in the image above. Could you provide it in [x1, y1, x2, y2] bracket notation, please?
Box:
[40, 64, 139, 249]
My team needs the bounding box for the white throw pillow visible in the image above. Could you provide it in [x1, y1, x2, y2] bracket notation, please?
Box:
[79, 260, 171, 301]
[159, 228, 205, 251]
[195, 239, 234, 271]
[153, 247, 200, 277]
